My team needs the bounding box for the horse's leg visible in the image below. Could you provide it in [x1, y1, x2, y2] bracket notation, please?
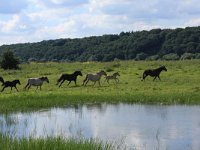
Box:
[84, 80, 89, 86]
[67, 81, 71, 86]
[93, 81, 96, 87]
[142, 73, 147, 81]
[35, 86, 38, 91]
[107, 79, 109, 84]
[40, 86, 42, 91]
[59, 79, 65, 87]
[83, 75, 88, 86]
[28, 85, 31, 90]
[1, 86, 5, 92]
[117, 78, 119, 83]
[158, 76, 161, 81]
[98, 80, 101, 86]
[153, 76, 157, 81]
[14, 86, 19, 92]
[74, 80, 77, 86]
[24, 83, 29, 89]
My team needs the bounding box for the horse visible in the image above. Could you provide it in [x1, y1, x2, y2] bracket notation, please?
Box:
[142, 66, 167, 81]
[57, 71, 82, 87]
[1, 79, 21, 92]
[105, 72, 120, 84]
[24, 76, 49, 90]
[83, 70, 107, 86]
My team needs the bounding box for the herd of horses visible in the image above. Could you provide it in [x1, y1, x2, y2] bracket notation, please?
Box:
[0, 66, 167, 92]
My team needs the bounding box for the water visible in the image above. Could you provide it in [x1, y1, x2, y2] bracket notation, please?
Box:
[0, 103, 200, 150]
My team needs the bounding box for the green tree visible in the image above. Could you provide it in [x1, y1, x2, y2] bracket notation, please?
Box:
[0, 50, 20, 70]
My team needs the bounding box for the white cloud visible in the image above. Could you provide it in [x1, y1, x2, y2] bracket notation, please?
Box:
[0, 0, 200, 45]
[186, 18, 200, 26]
[1, 15, 20, 32]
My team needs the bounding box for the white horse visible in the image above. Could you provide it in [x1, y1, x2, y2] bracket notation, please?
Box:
[105, 72, 120, 84]
[24, 76, 49, 90]
[83, 70, 107, 86]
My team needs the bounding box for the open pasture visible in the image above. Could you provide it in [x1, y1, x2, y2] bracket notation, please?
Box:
[0, 60, 200, 112]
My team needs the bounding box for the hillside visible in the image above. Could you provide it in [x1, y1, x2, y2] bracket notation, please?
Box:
[0, 26, 200, 62]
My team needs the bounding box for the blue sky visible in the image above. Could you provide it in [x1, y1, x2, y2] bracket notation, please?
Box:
[0, 0, 200, 45]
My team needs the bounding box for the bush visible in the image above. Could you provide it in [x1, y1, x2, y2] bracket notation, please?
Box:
[87, 55, 98, 62]
[0, 50, 20, 70]
[180, 53, 196, 60]
[135, 53, 148, 61]
[146, 55, 160, 61]
[195, 53, 200, 59]
[162, 53, 179, 60]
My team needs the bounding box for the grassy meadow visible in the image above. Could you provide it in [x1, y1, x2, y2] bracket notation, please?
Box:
[0, 60, 200, 112]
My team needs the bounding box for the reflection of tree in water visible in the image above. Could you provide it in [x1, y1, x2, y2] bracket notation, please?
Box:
[3, 114, 19, 127]
[74, 104, 83, 118]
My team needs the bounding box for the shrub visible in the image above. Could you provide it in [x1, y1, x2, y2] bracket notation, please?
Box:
[162, 53, 179, 60]
[195, 53, 200, 59]
[146, 55, 160, 61]
[135, 52, 148, 61]
[0, 50, 20, 70]
[87, 55, 98, 62]
[180, 53, 196, 60]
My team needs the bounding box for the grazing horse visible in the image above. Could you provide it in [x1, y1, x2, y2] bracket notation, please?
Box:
[142, 66, 167, 81]
[57, 71, 82, 87]
[105, 72, 120, 84]
[83, 70, 107, 86]
[24, 76, 49, 90]
[1, 80, 21, 92]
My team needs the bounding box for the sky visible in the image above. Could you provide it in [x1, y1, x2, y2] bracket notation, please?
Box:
[0, 0, 200, 45]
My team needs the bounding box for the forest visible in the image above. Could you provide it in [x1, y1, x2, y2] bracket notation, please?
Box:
[0, 26, 200, 62]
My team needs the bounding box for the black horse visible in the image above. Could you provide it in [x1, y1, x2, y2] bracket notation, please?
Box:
[142, 66, 167, 81]
[57, 71, 82, 87]
[1, 79, 21, 92]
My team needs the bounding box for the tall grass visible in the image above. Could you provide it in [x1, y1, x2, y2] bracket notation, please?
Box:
[0, 134, 114, 150]
[0, 60, 200, 112]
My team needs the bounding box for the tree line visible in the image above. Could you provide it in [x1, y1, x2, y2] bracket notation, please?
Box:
[0, 26, 200, 62]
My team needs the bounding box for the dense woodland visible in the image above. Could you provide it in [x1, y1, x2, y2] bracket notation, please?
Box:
[1, 26, 200, 62]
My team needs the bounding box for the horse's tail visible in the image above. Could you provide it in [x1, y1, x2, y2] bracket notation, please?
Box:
[141, 72, 146, 81]
[82, 74, 88, 85]
[56, 74, 63, 85]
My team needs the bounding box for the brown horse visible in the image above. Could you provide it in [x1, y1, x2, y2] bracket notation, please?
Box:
[57, 71, 82, 87]
[142, 66, 167, 81]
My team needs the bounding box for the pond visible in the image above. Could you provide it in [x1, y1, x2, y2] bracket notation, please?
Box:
[0, 103, 200, 150]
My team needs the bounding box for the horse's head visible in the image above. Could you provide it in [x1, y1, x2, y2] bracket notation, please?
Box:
[161, 66, 167, 71]
[41, 76, 49, 83]
[114, 72, 120, 76]
[16, 80, 21, 85]
[98, 70, 107, 76]
[74, 71, 82, 76]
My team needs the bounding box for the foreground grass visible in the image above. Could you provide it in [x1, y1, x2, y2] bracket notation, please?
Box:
[0, 134, 114, 150]
[0, 60, 200, 112]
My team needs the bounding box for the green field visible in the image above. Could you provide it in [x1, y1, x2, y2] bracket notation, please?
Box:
[0, 60, 200, 113]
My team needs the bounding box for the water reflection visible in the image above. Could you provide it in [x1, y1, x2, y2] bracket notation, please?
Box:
[0, 104, 200, 150]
